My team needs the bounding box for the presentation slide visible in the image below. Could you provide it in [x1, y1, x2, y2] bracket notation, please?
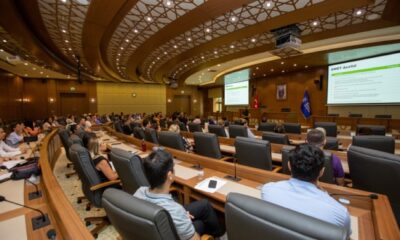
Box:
[327, 52, 400, 105]
[224, 69, 249, 105]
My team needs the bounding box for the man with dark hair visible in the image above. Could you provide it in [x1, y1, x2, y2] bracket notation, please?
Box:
[134, 149, 224, 240]
[142, 118, 151, 129]
[307, 128, 345, 185]
[261, 144, 351, 237]
[6, 122, 24, 147]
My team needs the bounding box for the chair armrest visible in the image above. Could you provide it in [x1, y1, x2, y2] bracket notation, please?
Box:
[201, 234, 214, 240]
[272, 166, 282, 173]
[90, 179, 121, 191]
[220, 156, 234, 162]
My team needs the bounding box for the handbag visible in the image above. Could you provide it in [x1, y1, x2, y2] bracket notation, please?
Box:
[10, 157, 41, 180]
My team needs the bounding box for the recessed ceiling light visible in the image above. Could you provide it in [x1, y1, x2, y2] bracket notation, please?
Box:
[281, 61, 284, 65]
[3, 39, 7, 43]
[192, 60, 195, 63]
[157, 57, 160, 60]
[120, 47, 124, 50]
[230, 16, 237, 22]
[24, 74, 28, 77]
[356, 9, 363, 16]
[0, 49, 3, 52]
[214, 50, 218, 54]
[201, 56, 205, 59]
[146, 16, 152, 22]
[61, 0, 67, 2]
[32, 67, 36, 70]
[184, 64, 187, 67]
[165, 0, 173, 7]
[40, 71, 43, 74]
[251, 38, 256, 43]
[125, 39, 130, 43]
[68, 47, 72, 51]
[312, 21, 318, 26]
[65, 39, 69, 43]
[205, 28, 211, 33]
[252, 73, 255, 76]
[164, 51, 168, 55]
[133, 29, 139, 33]
[173, 45, 177, 48]
[118, 53, 121, 56]
[282, 70, 285, 73]
[62, 29, 67, 33]
[293, 63, 297, 67]
[24, 62, 28, 65]
[305, 65, 309, 68]
[187, 37, 192, 41]
[265, 1, 273, 8]
[263, 74, 266, 77]
[230, 45, 235, 49]
[256, 66, 259, 70]
[271, 69, 274, 72]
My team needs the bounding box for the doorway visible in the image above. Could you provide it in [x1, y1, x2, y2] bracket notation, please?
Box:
[171, 95, 191, 115]
[59, 92, 89, 116]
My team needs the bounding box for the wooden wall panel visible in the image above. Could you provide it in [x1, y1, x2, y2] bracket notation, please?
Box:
[166, 85, 203, 117]
[22, 79, 49, 120]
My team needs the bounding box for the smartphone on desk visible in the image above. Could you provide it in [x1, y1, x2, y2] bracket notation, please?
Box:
[208, 180, 217, 189]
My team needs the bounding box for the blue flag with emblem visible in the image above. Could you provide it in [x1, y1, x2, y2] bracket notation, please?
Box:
[301, 90, 311, 119]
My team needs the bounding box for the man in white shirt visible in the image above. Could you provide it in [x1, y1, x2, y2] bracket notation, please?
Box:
[0, 127, 24, 159]
[6, 122, 24, 147]
[261, 144, 351, 237]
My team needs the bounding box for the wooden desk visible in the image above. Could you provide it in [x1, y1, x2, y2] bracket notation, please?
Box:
[103, 126, 400, 240]
[312, 116, 400, 131]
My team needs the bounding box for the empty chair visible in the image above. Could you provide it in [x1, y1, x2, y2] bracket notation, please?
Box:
[349, 113, 362, 118]
[257, 122, 276, 132]
[283, 123, 301, 134]
[114, 121, 124, 133]
[352, 135, 395, 154]
[102, 188, 182, 240]
[158, 131, 186, 151]
[225, 193, 347, 240]
[356, 124, 386, 136]
[324, 137, 339, 151]
[208, 124, 227, 137]
[262, 132, 289, 145]
[133, 127, 145, 140]
[69, 144, 119, 237]
[228, 125, 248, 139]
[188, 123, 203, 133]
[375, 114, 391, 119]
[348, 146, 400, 224]
[109, 148, 149, 194]
[281, 146, 335, 184]
[235, 137, 274, 171]
[314, 122, 337, 137]
[193, 132, 223, 159]
[144, 128, 159, 144]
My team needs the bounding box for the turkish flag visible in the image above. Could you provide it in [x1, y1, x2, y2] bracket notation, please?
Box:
[253, 95, 259, 109]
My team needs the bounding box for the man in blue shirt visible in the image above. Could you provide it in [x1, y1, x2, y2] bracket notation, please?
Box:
[261, 144, 351, 237]
[134, 149, 224, 240]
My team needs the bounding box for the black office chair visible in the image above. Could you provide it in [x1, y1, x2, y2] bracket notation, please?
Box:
[208, 125, 227, 137]
[144, 128, 159, 144]
[130, 122, 141, 129]
[281, 146, 335, 184]
[324, 137, 339, 151]
[262, 132, 290, 145]
[193, 132, 223, 159]
[158, 131, 186, 151]
[314, 122, 337, 137]
[349, 113, 362, 118]
[257, 122, 276, 132]
[133, 127, 145, 140]
[356, 124, 386, 136]
[69, 144, 120, 237]
[228, 125, 248, 139]
[178, 122, 188, 132]
[225, 193, 348, 240]
[352, 135, 394, 154]
[375, 114, 391, 119]
[348, 146, 400, 225]
[188, 123, 203, 133]
[103, 188, 206, 240]
[235, 137, 277, 171]
[283, 123, 301, 134]
[58, 129, 77, 178]
[114, 121, 124, 133]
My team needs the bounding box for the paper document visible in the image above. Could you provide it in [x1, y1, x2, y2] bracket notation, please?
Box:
[194, 177, 227, 193]
[0, 172, 12, 181]
[350, 215, 359, 240]
[2, 159, 27, 169]
[174, 164, 202, 180]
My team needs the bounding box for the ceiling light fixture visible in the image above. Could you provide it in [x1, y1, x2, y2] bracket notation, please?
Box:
[65, 39, 69, 43]
[0, 49, 3, 52]
[230, 45, 235, 49]
[125, 39, 130, 43]
[201, 56, 205, 59]
[164, 51, 168, 55]
[165, 0, 173, 7]
[32, 67, 36, 70]
[265, 1, 273, 8]
[214, 50, 218, 54]
[24, 62, 28, 66]
[293, 63, 297, 67]
[251, 38, 256, 43]
[173, 45, 177, 48]
[281, 61, 284, 65]
[271, 69, 274, 72]
[134, 29, 139, 33]
[205, 28, 211, 33]
[312, 21, 318, 26]
[217, 64, 221, 67]
[256, 66, 259, 70]
[2, 39, 6, 43]
[230, 16, 237, 22]
[146, 16, 152, 22]
[356, 9, 363, 16]
[40, 71, 43, 74]
[187, 37, 192, 41]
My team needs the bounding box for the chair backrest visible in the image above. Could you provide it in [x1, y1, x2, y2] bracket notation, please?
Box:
[114, 121, 124, 133]
[178, 122, 188, 132]
[324, 137, 339, 151]
[225, 193, 347, 240]
[281, 146, 335, 184]
[228, 125, 248, 139]
[356, 124, 386, 136]
[314, 122, 337, 137]
[257, 122, 276, 132]
[102, 188, 179, 240]
[283, 123, 301, 134]
[133, 127, 145, 140]
[235, 137, 273, 171]
[375, 114, 391, 119]
[58, 129, 71, 160]
[352, 135, 394, 154]
[349, 113, 362, 118]
[262, 132, 289, 145]
[348, 146, 400, 224]
[208, 125, 227, 137]
[109, 148, 149, 194]
[144, 128, 159, 144]
[193, 132, 222, 159]
[69, 144, 104, 207]
[158, 131, 186, 151]
[188, 123, 202, 133]
[68, 134, 83, 146]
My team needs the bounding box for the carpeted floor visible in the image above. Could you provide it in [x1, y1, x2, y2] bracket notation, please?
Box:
[53, 149, 119, 240]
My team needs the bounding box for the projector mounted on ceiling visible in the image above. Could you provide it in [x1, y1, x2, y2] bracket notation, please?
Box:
[270, 24, 303, 58]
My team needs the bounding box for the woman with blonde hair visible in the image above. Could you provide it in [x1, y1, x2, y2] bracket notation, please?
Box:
[168, 124, 193, 152]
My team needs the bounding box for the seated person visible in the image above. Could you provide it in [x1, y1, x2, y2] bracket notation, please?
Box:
[42, 117, 54, 132]
[6, 122, 24, 147]
[261, 144, 351, 237]
[82, 133, 118, 182]
[24, 120, 40, 136]
[308, 128, 345, 185]
[142, 118, 152, 130]
[85, 116, 93, 129]
[0, 127, 25, 159]
[241, 119, 256, 138]
[134, 149, 224, 240]
[122, 119, 133, 135]
[192, 116, 201, 124]
[169, 124, 193, 152]
[274, 123, 285, 133]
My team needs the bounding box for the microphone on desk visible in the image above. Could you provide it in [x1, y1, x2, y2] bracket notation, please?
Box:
[0, 194, 50, 230]
[25, 178, 42, 200]
[47, 229, 57, 240]
[224, 157, 241, 182]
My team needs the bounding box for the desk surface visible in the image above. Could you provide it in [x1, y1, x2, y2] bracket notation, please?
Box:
[103, 127, 400, 240]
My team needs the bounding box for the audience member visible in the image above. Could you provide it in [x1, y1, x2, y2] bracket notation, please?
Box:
[0, 127, 25, 159]
[24, 120, 40, 136]
[122, 119, 133, 135]
[169, 124, 193, 152]
[6, 122, 24, 147]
